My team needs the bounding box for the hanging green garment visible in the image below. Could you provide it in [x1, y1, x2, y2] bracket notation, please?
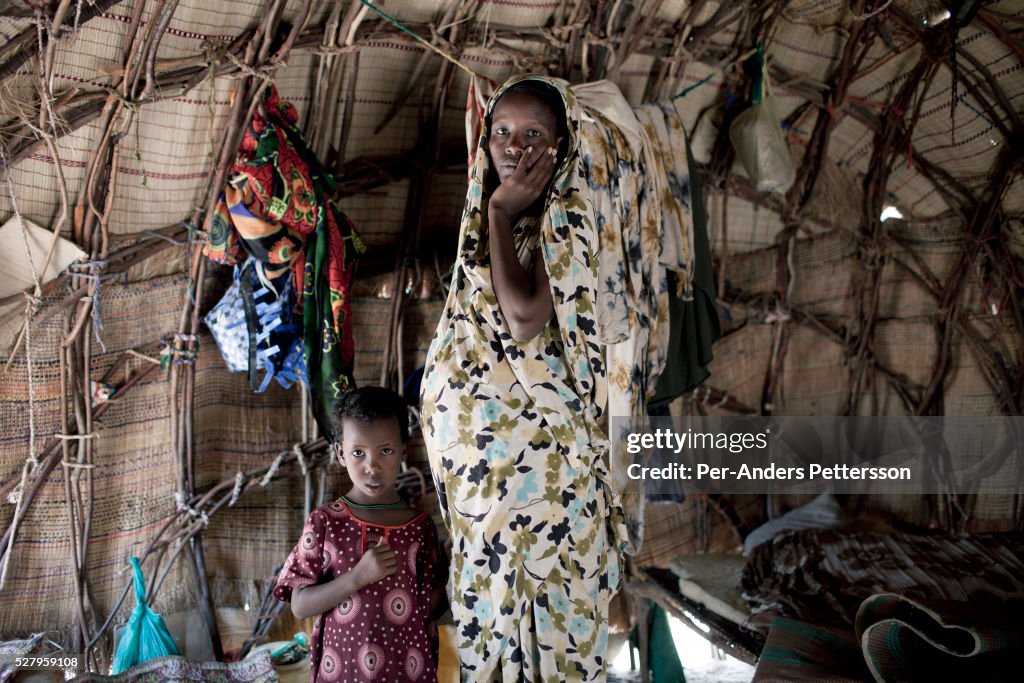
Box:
[204, 85, 365, 439]
[649, 133, 720, 408]
[650, 602, 687, 683]
[630, 601, 687, 683]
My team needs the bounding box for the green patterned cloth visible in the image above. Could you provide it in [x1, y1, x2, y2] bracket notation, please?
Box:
[857, 593, 1024, 683]
[753, 595, 1024, 683]
[648, 130, 719, 406]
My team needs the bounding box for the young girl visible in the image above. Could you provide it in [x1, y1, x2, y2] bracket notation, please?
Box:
[275, 386, 446, 682]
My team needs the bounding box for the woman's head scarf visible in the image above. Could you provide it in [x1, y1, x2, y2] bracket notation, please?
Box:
[456, 75, 607, 440]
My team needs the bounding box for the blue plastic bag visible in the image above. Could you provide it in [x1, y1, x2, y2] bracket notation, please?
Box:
[110, 557, 180, 674]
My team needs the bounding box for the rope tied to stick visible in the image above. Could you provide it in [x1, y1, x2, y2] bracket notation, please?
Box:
[658, 48, 693, 69]
[201, 36, 230, 66]
[7, 154, 45, 476]
[427, 23, 458, 57]
[224, 51, 285, 83]
[308, 45, 360, 57]
[186, 222, 208, 245]
[7, 479, 24, 506]
[543, 19, 589, 42]
[5, 291, 41, 592]
[293, 443, 309, 477]
[69, 259, 110, 352]
[228, 472, 246, 506]
[99, 85, 143, 112]
[764, 304, 791, 324]
[174, 491, 210, 526]
[166, 332, 199, 365]
[260, 453, 286, 486]
[583, 29, 616, 51]
[21, 292, 42, 473]
[61, 460, 97, 469]
[858, 238, 888, 269]
[23, 292, 42, 316]
[509, 50, 551, 75]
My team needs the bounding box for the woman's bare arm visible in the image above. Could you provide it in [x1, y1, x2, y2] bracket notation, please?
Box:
[488, 145, 557, 341]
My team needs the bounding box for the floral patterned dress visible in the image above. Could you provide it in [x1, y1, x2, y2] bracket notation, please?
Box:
[274, 500, 445, 682]
[420, 76, 630, 682]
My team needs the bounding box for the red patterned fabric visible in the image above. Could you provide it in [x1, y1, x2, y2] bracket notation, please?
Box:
[274, 500, 446, 683]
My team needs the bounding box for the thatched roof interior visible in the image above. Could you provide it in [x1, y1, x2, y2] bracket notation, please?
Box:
[0, 0, 1022, 667]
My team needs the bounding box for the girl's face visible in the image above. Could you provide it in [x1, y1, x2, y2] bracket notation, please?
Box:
[488, 91, 561, 183]
[337, 418, 404, 504]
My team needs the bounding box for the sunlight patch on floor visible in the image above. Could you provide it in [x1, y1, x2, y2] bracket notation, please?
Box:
[609, 612, 755, 683]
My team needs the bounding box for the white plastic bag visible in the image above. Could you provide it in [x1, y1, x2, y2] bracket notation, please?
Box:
[729, 97, 796, 194]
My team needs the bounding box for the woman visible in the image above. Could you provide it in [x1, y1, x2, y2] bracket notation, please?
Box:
[420, 75, 628, 682]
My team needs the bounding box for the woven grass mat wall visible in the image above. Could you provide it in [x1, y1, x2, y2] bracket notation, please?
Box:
[0, 270, 443, 636]
[5, 0, 1019, 263]
[2, 274, 198, 635]
[711, 225, 1017, 416]
[689, 223, 1021, 538]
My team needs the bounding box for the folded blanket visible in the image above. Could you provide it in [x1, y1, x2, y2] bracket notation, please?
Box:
[856, 593, 1024, 683]
[742, 529, 1024, 634]
[753, 616, 869, 682]
[72, 651, 278, 683]
[753, 593, 1024, 683]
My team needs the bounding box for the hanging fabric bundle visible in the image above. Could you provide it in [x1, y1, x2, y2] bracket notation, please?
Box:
[204, 85, 365, 438]
[729, 44, 796, 194]
[204, 257, 306, 391]
[644, 107, 720, 408]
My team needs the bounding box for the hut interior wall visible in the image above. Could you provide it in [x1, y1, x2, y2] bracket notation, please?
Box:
[1, 0, 1021, 647]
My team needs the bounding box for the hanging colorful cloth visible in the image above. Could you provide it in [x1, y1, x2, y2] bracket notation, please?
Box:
[205, 85, 365, 439]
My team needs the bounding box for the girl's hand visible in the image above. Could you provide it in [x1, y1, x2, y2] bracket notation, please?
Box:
[489, 146, 558, 219]
[353, 539, 397, 587]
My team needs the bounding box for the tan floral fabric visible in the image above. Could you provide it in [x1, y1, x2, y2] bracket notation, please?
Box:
[421, 75, 701, 681]
[421, 75, 628, 681]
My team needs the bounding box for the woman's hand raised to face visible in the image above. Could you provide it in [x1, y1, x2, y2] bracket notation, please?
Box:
[489, 145, 558, 219]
